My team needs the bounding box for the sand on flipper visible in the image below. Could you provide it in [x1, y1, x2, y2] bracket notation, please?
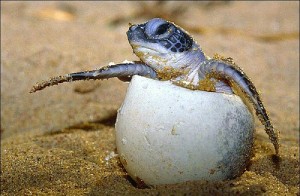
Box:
[1, 1, 299, 195]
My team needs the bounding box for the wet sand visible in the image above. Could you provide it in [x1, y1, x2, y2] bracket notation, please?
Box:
[1, 2, 299, 195]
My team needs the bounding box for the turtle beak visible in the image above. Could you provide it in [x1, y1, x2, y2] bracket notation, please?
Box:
[127, 24, 145, 42]
[128, 24, 139, 32]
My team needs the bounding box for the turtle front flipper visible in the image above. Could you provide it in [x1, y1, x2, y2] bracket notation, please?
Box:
[30, 63, 157, 93]
[199, 58, 280, 156]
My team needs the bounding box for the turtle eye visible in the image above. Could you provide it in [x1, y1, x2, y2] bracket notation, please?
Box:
[155, 23, 170, 35]
[144, 19, 173, 39]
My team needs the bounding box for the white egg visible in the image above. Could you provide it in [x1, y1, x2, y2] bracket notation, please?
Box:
[115, 75, 254, 186]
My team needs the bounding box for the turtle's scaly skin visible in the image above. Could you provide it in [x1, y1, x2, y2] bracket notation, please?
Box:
[29, 62, 157, 93]
[30, 18, 279, 155]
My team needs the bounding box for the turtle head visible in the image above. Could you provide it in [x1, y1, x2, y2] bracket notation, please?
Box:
[127, 18, 206, 72]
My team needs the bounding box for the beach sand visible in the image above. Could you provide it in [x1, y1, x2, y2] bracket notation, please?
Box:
[1, 1, 299, 195]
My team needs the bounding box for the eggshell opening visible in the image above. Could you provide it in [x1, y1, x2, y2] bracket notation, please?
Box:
[115, 75, 254, 186]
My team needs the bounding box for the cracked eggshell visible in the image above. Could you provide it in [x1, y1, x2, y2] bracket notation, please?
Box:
[115, 75, 254, 186]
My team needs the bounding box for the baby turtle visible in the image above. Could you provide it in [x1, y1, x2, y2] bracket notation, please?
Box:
[30, 18, 279, 155]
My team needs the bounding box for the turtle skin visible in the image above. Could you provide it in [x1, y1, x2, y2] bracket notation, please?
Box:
[30, 18, 279, 156]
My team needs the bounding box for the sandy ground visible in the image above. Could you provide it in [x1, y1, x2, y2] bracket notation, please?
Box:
[1, 1, 299, 195]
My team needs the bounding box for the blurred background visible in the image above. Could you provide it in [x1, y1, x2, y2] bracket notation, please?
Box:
[1, 1, 299, 195]
[1, 1, 298, 141]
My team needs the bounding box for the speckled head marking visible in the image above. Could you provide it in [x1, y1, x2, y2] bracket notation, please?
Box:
[127, 18, 206, 71]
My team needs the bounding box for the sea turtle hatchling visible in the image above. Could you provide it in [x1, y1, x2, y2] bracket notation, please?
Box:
[30, 18, 279, 156]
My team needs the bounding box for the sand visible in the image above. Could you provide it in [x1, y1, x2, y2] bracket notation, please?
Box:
[1, 1, 299, 195]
